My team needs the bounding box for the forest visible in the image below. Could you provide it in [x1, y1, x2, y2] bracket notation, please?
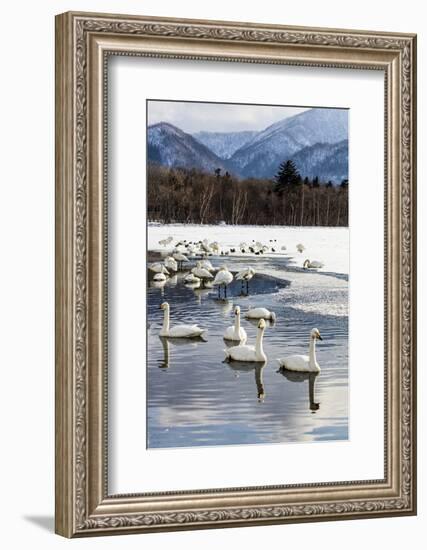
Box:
[147, 160, 348, 227]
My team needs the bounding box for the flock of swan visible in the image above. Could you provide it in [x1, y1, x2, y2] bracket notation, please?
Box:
[151, 234, 326, 373]
[158, 301, 322, 373]
[151, 260, 257, 297]
[150, 237, 324, 298]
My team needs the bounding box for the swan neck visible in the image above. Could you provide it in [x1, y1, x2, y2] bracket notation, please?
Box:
[255, 326, 265, 357]
[234, 311, 241, 337]
[309, 337, 316, 366]
[162, 308, 170, 334]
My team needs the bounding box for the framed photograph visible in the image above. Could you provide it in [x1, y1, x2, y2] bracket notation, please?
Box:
[55, 11, 417, 537]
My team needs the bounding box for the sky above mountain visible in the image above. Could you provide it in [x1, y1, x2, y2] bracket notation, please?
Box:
[147, 100, 309, 133]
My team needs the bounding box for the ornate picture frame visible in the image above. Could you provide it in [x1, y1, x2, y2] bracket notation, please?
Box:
[55, 11, 417, 537]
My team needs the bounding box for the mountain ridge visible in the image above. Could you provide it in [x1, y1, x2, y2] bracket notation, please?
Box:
[147, 108, 349, 183]
[147, 122, 234, 175]
[229, 108, 348, 179]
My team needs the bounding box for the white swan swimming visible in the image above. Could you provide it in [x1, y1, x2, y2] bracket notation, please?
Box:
[224, 306, 247, 342]
[212, 265, 233, 298]
[277, 328, 323, 372]
[296, 243, 305, 253]
[245, 307, 276, 322]
[224, 319, 267, 362]
[303, 259, 324, 269]
[159, 302, 206, 338]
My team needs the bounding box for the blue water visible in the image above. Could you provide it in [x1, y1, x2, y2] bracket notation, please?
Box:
[146, 255, 348, 449]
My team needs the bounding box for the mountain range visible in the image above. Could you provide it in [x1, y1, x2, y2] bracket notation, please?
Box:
[147, 108, 348, 184]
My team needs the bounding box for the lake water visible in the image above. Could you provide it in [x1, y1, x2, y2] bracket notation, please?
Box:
[147, 254, 348, 449]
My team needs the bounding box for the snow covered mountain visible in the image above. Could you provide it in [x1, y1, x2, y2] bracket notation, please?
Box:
[192, 130, 257, 159]
[291, 140, 349, 184]
[147, 122, 232, 174]
[230, 108, 348, 179]
[148, 108, 348, 183]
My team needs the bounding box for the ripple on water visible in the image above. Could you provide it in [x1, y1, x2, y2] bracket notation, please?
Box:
[147, 255, 348, 449]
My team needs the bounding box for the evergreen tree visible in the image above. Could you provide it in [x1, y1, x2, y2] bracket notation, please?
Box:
[274, 160, 301, 194]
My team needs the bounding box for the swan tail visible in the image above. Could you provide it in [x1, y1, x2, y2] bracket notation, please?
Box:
[190, 326, 207, 337]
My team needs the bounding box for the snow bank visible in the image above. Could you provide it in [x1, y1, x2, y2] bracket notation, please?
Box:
[148, 223, 349, 276]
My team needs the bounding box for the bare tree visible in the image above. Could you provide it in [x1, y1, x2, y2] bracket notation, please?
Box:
[199, 182, 215, 224]
[231, 187, 248, 224]
[147, 163, 348, 227]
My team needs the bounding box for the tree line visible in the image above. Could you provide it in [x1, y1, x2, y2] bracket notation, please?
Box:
[147, 160, 348, 226]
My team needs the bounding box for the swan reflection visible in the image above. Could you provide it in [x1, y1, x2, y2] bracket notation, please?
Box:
[150, 280, 166, 294]
[157, 335, 207, 369]
[184, 281, 201, 291]
[192, 285, 212, 304]
[277, 369, 320, 412]
[212, 298, 233, 316]
[158, 336, 170, 369]
[227, 362, 266, 402]
[166, 275, 178, 287]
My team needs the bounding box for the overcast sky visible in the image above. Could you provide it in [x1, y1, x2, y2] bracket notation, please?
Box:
[147, 100, 309, 133]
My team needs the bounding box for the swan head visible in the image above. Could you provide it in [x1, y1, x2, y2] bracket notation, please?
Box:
[258, 319, 266, 329]
[303, 259, 310, 268]
[234, 306, 240, 316]
[311, 328, 322, 340]
[159, 302, 169, 310]
[270, 311, 277, 322]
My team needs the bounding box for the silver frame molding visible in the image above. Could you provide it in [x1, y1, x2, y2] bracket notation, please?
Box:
[55, 11, 417, 537]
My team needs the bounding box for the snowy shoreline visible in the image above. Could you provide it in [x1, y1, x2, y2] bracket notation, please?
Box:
[148, 223, 349, 276]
